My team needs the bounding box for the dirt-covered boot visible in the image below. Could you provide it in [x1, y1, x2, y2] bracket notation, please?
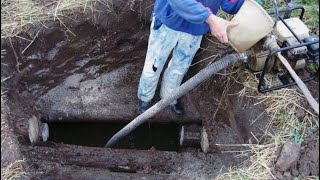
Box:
[138, 99, 151, 113]
[170, 101, 184, 116]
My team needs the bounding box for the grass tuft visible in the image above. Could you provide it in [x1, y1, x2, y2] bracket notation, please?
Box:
[1, 160, 28, 180]
[294, 0, 319, 32]
[214, 0, 318, 179]
[1, 0, 113, 38]
[214, 68, 318, 180]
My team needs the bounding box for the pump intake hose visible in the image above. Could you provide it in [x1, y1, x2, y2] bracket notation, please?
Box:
[105, 53, 248, 148]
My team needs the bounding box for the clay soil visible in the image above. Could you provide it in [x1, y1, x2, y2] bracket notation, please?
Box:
[1, 1, 318, 179]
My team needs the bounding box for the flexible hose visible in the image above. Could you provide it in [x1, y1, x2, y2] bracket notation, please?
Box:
[105, 53, 243, 148]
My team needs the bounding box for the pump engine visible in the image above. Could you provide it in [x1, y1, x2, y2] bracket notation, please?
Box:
[246, 2, 319, 92]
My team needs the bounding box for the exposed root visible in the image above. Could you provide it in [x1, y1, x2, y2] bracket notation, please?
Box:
[8, 37, 21, 73]
[21, 31, 40, 54]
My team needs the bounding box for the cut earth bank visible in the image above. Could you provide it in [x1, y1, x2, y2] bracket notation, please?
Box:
[2, 0, 317, 179]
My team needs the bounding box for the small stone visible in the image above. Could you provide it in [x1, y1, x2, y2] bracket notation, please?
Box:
[270, 167, 276, 175]
[118, 166, 130, 170]
[309, 162, 319, 175]
[26, 53, 42, 60]
[296, 108, 305, 118]
[275, 146, 282, 157]
[275, 141, 301, 172]
[142, 165, 152, 173]
[309, 146, 319, 162]
[149, 146, 157, 151]
[283, 171, 292, 179]
[275, 171, 284, 180]
[298, 161, 311, 176]
[291, 166, 300, 177]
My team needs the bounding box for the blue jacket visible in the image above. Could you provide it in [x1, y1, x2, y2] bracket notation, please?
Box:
[154, 0, 244, 35]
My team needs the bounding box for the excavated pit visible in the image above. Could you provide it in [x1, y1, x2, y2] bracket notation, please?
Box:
[1, 1, 271, 179]
[47, 121, 183, 151]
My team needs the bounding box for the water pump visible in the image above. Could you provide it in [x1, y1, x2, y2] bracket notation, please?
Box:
[245, 1, 319, 93]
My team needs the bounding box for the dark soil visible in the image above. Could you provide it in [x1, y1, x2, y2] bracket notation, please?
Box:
[272, 130, 319, 179]
[2, 0, 316, 179]
[271, 75, 319, 179]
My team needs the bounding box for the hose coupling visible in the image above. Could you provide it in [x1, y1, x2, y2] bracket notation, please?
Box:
[264, 35, 280, 51]
[239, 52, 249, 63]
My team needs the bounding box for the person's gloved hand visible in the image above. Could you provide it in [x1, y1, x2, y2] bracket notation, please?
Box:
[206, 14, 239, 43]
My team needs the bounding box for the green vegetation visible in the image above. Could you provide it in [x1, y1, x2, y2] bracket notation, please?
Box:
[295, 0, 319, 32]
[215, 1, 319, 178]
[215, 69, 319, 179]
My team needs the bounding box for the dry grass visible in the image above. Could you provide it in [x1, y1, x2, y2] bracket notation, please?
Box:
[1, 0, 318, 179]
[1, 0, 114, 38]
[1, 160, 28, 180]
[212, 0, 319, 178]
[214, 69, 319, 180]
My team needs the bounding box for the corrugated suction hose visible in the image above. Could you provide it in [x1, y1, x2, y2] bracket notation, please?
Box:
[105, 53, 246, 148]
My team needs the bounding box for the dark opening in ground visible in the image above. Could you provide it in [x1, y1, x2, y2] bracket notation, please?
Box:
[1, 1, 273, 178]
[47, 121, 183, 151]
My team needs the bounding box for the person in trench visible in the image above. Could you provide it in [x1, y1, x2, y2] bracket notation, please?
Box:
[138, 0, 244, 115]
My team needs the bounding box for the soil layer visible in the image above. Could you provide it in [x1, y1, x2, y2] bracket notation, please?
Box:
[0, 0, 287, 179]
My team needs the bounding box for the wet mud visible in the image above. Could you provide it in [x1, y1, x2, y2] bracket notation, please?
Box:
[1, 0, 273, 179]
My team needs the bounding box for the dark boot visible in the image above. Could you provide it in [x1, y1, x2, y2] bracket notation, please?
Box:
[170, 101, 184, 116]
[138, 99, 151, 113]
